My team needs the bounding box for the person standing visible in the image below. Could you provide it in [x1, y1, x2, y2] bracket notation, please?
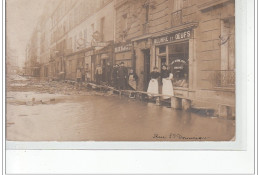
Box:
[128, 68, 138, 98]
[105, 62, 112, 86]
[117, 62, 128, 90]
[95, 64, 102, 85]
[147, 67, 160, 96]
[76, 68, 82, 83]
[161, 65, 174, 99]
[112, 64, 119, 88]
[81, 67, 85, 82]
[128, 68, 138, 90]
[85, 63, 90, 83]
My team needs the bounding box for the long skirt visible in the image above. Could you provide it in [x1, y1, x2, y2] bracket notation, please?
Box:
[147, 79, 159, 96]
[162, 78, 174, 99]
[129, 79, 137, 90]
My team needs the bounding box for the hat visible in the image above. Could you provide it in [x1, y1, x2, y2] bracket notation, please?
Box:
[120, 62, 124, 65]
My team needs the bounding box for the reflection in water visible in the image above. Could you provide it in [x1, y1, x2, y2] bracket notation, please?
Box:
[6, 92, 235, 141]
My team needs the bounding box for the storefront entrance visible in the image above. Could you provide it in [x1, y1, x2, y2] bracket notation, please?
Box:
[155, 41, 189, 88]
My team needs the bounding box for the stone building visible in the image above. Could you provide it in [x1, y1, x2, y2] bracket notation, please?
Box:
[26, 24, 41, 77]
[114, 0, 235, 115]
[48, 0, 114, 81]
[30, 0, 235, 116]
[64, 0, 115, 81]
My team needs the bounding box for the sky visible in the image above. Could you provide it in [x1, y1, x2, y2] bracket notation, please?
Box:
[6, 0, 47, 67]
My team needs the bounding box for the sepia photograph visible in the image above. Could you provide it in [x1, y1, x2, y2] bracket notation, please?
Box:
[6, 0, 236, 142]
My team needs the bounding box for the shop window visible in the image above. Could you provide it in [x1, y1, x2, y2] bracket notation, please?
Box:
[159, 46, 166, 54]
[168, 42, 189, 88]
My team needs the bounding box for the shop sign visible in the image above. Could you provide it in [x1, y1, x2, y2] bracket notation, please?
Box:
[114, 43, 132, 53]
[171, 59, 187, 70]
[154, 30, 191, 44]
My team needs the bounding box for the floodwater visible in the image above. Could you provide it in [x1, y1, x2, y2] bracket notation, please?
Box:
[6, 90, 235, 141]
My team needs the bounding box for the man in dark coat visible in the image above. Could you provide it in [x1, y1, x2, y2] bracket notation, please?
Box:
[105, 62, 112, 86]
[112, 64, 119, 88]
[117, 62, 128, 90]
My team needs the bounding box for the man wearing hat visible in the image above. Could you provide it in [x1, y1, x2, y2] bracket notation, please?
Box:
[117, 62, 128, 90]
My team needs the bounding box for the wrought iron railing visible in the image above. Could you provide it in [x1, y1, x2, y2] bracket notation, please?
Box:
[209, 70, 235, 88]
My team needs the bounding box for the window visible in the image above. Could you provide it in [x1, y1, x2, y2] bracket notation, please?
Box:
[168, 42, 189, 88]
[100, 17, 105, 41]
[84, 28, 87, 46]
[145, 5, 149, 23]
[169, 0, 183, 12]
[217, 17, 235, 87]
[170, 0, 183, 27]
[122, 14, 128, 31]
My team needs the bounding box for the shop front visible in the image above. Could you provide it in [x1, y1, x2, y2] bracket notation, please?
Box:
[152, 24, 197, 99]
[65, 52, 84, 80]
[84, 49, 95, 82]
[114, 42, 133, 68]
[131, 38, 152, 91]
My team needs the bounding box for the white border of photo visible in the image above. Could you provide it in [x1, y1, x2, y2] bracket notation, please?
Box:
[3, 0, 256, 174]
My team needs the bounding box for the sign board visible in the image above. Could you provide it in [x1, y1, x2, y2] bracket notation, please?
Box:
[114, 43, 132, 53]
[153, 29, 191, 45]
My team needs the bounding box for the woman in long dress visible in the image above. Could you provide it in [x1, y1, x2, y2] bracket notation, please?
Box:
[161, 65, 174, 99]
[128, 68, 138, 98]
[147, 67, 160, 96]
[128, 68, 138, 90]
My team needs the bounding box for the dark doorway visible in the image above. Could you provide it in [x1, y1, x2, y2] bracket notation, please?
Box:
[143, 49, 150, 91]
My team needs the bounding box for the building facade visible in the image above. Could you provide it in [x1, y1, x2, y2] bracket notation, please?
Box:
[27, 0, 235, 115]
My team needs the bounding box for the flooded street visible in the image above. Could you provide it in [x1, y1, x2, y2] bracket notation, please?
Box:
[6, 76, 235, 141]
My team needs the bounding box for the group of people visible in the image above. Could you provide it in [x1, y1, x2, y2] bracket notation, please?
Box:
[95, 61, 138, 91]
[147, 65, 174, 100]
[77, 61, 181, 99]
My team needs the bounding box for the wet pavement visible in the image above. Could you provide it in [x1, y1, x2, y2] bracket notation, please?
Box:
[6, 76, 235, 141]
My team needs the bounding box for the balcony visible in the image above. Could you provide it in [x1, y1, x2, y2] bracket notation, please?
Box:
[171, 10, 182, 27]
[209, 70, 235, 89]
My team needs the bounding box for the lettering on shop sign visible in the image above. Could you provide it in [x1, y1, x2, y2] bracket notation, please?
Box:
[154, 30, 191, 44]
[171, 59, 187, 70]
[114, 43, 132, 53]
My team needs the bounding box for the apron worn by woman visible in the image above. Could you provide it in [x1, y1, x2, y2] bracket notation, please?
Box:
[147, 71, 160, 96]
[161, 70, 174, 99]
[128, 73, 137, 90]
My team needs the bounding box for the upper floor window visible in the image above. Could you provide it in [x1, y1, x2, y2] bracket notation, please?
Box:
[122, 14, 128, 31]
[100, 17, 105, 41]
[170, 0, 183, 27]
[170, 0, 183, 12]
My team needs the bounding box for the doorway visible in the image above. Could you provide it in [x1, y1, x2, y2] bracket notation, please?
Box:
[143, 49, 150, 91]
[159, 56, 166, 70]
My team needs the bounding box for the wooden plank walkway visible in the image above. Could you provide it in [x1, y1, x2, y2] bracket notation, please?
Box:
[64, 81, 235, 109]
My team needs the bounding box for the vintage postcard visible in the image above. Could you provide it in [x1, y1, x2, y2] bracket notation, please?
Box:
[6, 0, 237, 145]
